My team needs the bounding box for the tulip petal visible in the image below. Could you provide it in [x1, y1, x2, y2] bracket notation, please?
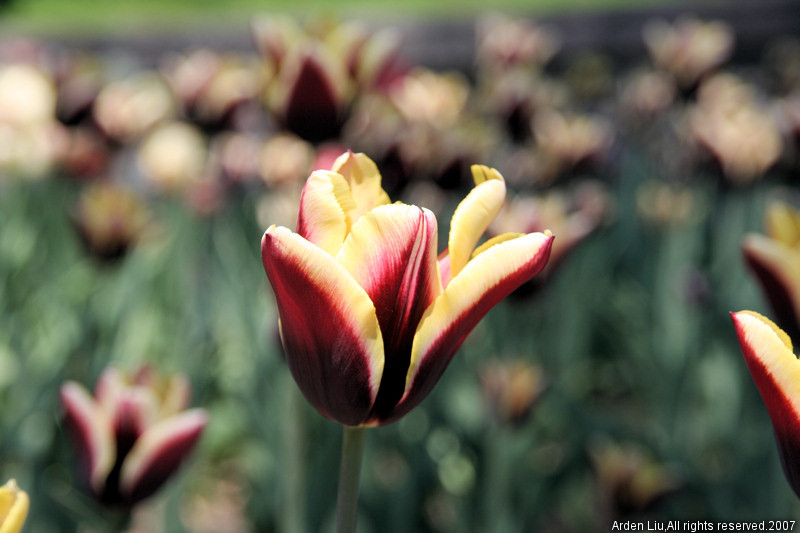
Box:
[765, 202, 800, 249]
[280, 47, 348, 142]
[119, 409, 207, 505]
[60, 382, 116, 495]
[742, 234, 800, 342]
[331, 151, 391, 220]
[732, 310, 800, 497]
[447, 165, 506, 282]
[337, 204, 441, 421]
[296, 170, 357, 256]
[390, 232, 554, 423]
[0, 480, 28, 533]
[262, 225, 385, 425]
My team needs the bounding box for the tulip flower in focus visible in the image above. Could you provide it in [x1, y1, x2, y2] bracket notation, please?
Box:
[742, 201, 800, 342]
[261, 152, 554, 426]
[0, 479, 28, 533]
[60, 366, 207, 506]
[732, 310, 800, 498]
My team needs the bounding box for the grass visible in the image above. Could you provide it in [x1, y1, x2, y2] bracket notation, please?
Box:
[0, 0, 693, 35]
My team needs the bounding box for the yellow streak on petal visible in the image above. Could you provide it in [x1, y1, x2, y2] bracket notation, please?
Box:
[734, 311, 800, 411]
[331, 152, 391, 221]
[0, 479, 30, 533]
[0, 480, 28, 533]
[407, 232, 551, 392]
[298, 170, 357, 256]
[766, 202, 800, 249]
[470, 164, 503, 185]
[447, 167, 506, 280]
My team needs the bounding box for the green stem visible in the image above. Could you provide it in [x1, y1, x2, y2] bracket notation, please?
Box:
[335, 425, 367, 533]
[281, 377, 306, 533]
[482, 423, 514, 533]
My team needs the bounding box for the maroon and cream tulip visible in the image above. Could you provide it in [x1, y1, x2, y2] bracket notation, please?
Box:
[60, 366, 207, 506]
[732, 310, 800, 498]
[261, 152, 554, 426]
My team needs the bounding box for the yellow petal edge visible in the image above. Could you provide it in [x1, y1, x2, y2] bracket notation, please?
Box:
[0, 479, 29, 533]
[734, 310, 800, 413]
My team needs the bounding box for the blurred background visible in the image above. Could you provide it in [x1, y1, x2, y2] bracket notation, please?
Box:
[1, 0, 800, 531]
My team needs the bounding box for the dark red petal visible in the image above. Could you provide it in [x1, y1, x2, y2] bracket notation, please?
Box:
[385, 233, 554, 425]
[337, 204, 441, 421]
[262, 226, 384, 426]
[120, 409, 207, 505]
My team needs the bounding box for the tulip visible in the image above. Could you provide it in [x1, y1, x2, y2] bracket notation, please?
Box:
[731, 310, 800, 498]
[266, 43, 350, 143]
[742, 201, 800, 342]
[60, 366, 207, 506]
[0, 479, 29, 533]
[261, 152, 554, 427]
[71, 182, 150, 261]
[589, 438, 678, 519]
[480, 359, 547, 427]
[688, 74, 782, 183]
[643, 16, 733, 90]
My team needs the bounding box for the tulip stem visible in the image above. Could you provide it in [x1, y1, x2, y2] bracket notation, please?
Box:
[336, 425, 366, 533]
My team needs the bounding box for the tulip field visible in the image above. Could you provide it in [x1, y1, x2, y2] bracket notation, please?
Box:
[2, 2, 800, 532]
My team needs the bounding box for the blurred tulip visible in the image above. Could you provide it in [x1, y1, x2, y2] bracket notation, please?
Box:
[61, 366, 207, 506]
[491, 181, 610, 272]
[532, 108, 614, 184]
[590, 438, 679, 519]
[251, 14, 305, 68]
[180, 475, 253, 533]
[0, 479, 29, 533]
[58, 125, 110, 180]
[72, 182, 150, 261]
[635, 180, 703, 228]
[475, 14, 561, 71]
[480, 359, 546, 426]
[261, 152, 554, 426]
[643, 16, 734, 89]
[257, 133, 314, 188]
[137, 121, 208, 194]
[476, 68, 568, 143]
[346, 70, 493, 191]
[688, 74, 782, 183]
[0, 62, 65, 179]
[0, 63, 56, 126]
[618, 70, 677, 119]
[742, 201, 800, 341]
[732, 310, 800, 498]
[265, 42, 350, 142]
[93, 73, 176, 143]
[162, 50, 269, 131]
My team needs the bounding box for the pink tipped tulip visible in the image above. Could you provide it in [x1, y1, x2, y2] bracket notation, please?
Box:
[61, 366, 207, 506]
[732, 310, 800, 498]
[261, 152, 554, 426]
